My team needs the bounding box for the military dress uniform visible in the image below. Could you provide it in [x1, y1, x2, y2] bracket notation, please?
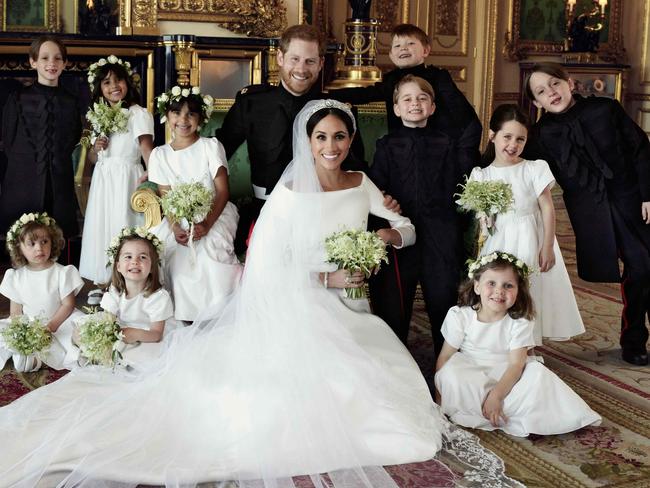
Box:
[216, 83, 366, 252]
[526, 95, 650, 364]
[368, 125, 475, 351]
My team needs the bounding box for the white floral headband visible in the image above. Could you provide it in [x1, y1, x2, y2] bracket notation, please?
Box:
[467, 251, 530, 280]
[156, 86, 214, 124]
[106, 226, 164, 266]
[6, 212, 56, 253]
[87, 55, 133, 87]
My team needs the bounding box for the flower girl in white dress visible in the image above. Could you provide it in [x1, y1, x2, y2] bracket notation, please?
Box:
[435, 251, 601, 436]
[0, 213, 84, 371]
[94, 227, 180, 369]
[79, 55, 154, 299]
[468, 104, 584, 344]
[149, 86, 241, 321]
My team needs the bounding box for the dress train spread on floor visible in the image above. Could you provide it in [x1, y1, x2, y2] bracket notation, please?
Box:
[0, 100, 522, 488]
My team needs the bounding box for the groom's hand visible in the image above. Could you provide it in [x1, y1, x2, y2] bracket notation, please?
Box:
[382, 192, 401, 214]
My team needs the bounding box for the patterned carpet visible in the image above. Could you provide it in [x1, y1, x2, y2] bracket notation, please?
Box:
[1, 192, 649, 487]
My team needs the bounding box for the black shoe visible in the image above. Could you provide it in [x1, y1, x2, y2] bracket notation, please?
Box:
[621, 349, 649, 366]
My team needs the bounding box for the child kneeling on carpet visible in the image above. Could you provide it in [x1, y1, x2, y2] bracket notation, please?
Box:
[434, 251, 601, 436]
[95, 227, 180, 369]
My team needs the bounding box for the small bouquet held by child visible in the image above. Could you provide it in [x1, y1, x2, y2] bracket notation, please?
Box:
[0, 315, 51, 372]
[81, 99, 130, 156]
[75, 311, 123, 367]
[159, 182, 212, 264]
[325, 229, 388, 299]
[455, 179, 514, 254]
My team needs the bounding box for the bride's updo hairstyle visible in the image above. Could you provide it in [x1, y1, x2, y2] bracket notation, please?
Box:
[306, 105, 355, 138]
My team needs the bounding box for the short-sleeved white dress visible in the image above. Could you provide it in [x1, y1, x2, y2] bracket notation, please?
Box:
[80, 104, 154, 284]
[469, 159, 584, 343]
[434, 306, 601, 436]
[99, 286, 180, 368]
[148, 137, 242, 321]
[0, 263, 85, 370]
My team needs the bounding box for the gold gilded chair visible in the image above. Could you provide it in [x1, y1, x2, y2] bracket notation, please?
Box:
[131, 182, 161, 229]
[73, 141, 91, 215]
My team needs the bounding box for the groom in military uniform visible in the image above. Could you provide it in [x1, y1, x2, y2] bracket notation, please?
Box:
[216, 24, 368, 252]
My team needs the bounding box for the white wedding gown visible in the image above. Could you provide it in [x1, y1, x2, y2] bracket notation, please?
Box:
[0, 101, 519, 488]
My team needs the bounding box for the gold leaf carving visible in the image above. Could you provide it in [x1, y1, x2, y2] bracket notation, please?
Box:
[156, 0, 286, 37]
[216, 0, 287, 37]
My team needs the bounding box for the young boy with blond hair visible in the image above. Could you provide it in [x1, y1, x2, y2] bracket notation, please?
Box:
[368, 75, 475, 353]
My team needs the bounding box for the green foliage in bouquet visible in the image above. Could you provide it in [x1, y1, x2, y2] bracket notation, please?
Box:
[76, 311, 123, 367]
[325, 229, 388, 299]
[81, 100, 129, 147]
[0, 315, 51, 356]
[455, 179, 514, 219]
[159, 182, 213, 228]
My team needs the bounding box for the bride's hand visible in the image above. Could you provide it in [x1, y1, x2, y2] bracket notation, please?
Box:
[172, 222, 189, 246]
[328, 269, 365, 289]
[193, 221, 210, 240]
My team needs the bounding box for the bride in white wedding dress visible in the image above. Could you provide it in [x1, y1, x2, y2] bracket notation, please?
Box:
[0, 99, 520, 488]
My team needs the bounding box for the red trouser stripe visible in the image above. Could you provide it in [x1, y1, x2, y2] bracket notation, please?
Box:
[391, 247, 405, 318]
[620, 275, 630, 336]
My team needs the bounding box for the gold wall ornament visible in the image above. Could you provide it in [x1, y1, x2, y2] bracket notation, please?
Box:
[374, 0, 399, 32]
[430, 0, 469, 57]
[328, 18, 381, 89]
[435, 0, 459, 36]
[172, 39, 195, 87]
[117, 0, 158, 35]
[267, 42, 280, 86]
[133, 0, 157, 29]
[215, 0, 287, 37]
[155, 0, 286, 37]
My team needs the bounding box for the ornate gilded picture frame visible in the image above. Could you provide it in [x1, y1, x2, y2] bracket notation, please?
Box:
[504, 0, 623, 61]
[155, 0, 287, 37]
[1, 0, 59, 32]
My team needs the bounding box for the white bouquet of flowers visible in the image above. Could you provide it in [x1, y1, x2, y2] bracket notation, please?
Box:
[456, 178, 514, 255]
[325, 229, 388, 299]
[1, 315, 51, 356]
[159, 182, 212, 231]
[75, 311, 123, 367]
[160, 182, 212, 264]
[455, 179, 514, 231]
[81, 100, 130, 150]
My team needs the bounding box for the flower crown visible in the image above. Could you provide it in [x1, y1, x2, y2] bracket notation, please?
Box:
[307, 99, 356, 132]
[6, 212, 56, 252]
[467, 251, 530, 280]
[156, 86, 215, 124]
[106, 227, 164, 265]
[87, 55, 133, 87]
